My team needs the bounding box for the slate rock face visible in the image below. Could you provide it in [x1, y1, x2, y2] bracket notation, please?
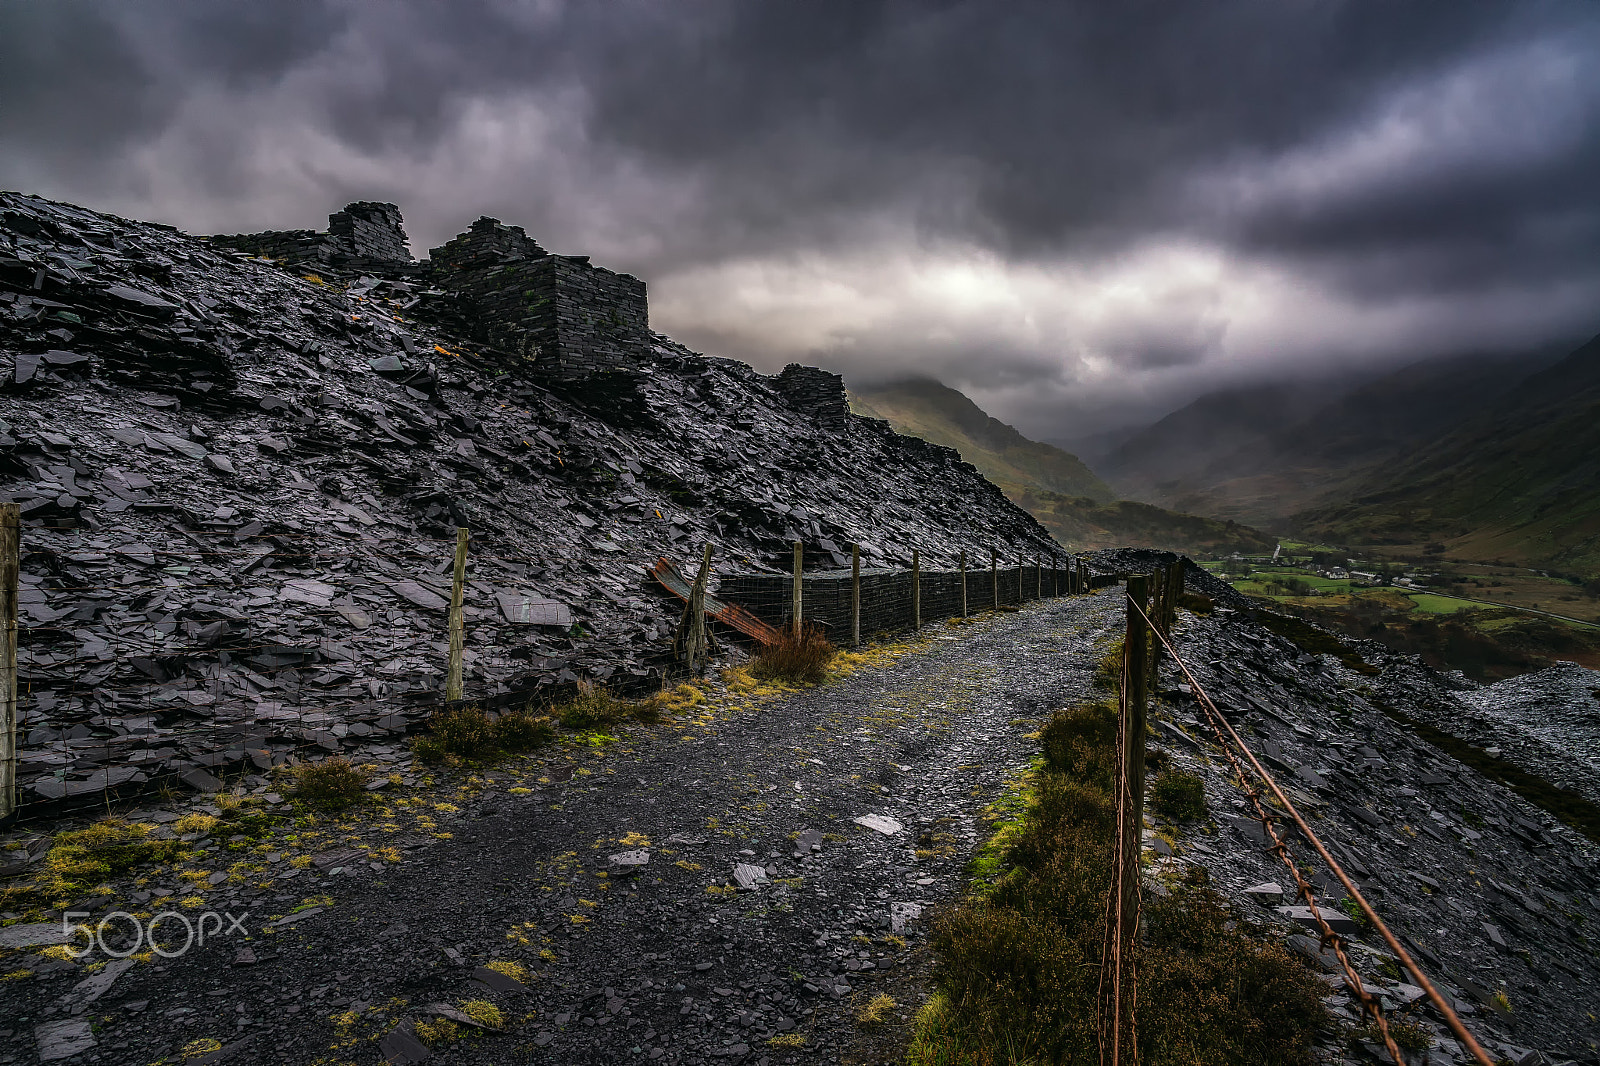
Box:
[0, 190, 1065, 810]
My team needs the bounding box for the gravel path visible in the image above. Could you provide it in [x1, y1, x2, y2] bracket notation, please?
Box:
[10, 591, 1124, 1066]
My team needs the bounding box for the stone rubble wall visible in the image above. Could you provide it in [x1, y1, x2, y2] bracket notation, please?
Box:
[326, 202, 411, 262]
[211, 201, 412, 269]
[776, 364, 850, 431]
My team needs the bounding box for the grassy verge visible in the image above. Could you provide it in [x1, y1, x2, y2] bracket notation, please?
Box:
[904, 696, 1328, 1065]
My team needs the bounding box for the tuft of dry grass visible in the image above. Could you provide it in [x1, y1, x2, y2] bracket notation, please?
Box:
[751, 625, 838, 684]
[412, 704, 556, 764]
[288, 758, 369, 811]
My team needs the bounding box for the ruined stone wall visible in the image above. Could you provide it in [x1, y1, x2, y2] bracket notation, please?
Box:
[427, 217, 545, 272]
[208, 228, 328, 261]
[777, 364, 850, 430]
[210, 201, 411, 267]
[327, 202, 411, 261]
[431, 247, 649, 379]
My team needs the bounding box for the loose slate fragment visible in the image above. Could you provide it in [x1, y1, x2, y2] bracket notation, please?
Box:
[104, 283, 179, 311]
[379, 1024, 431, 1064]
[472, 964, 525, 993]
[149, 432, 208, 460]
[66, 956, 135, 1005]
[0, 922, 76, 948]
[609, 849, 650, 868]
[390, 580, 449, 611]
[13, 351, 42, 383]
[1242, 882, 1284, 905]
[496, 591, 573, 626]
[731, 862, 769, 890]
[35, 1019, 96, 1062]
[853, 814, 903, 835]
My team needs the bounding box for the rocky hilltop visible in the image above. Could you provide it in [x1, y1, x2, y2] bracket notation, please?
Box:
[0, 193, 1059, 808]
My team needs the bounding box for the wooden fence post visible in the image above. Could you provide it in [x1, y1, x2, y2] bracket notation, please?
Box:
[912, 548, 921, 631]
[991, 547, 998, 609]
[0, 504, 17, 820]
[1165, 557, 1184, 633]
[1036, 554, 1043, 599]
[1016, 553, 1024, 604]
[792, 541, 803, 638]
[959, 549, 968, 618]
[1052, 552, 1058, 597]
[851, 543, 861, 647]
[446, 526, 468, 702]
[1120, 574, 1151, 985]
[682, 543, 714, 673]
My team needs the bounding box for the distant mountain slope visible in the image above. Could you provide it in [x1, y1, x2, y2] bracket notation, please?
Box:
[850, 378, 1272, 555]
[1296, 333, 1600, 575]
[850, 378, 1114, 501]
[1028, 493, 1276, 556]
[1101, 350, 1560, 528]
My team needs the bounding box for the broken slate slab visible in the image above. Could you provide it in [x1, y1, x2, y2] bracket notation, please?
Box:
[1276, 905, 1359, 936]
[791, 828, 823, 857]
[609, 849, 650, 870]
[472, 964, 525, 994]
[64, 957, 135, 1006]
[0, 922, 76, 948]
[853, 814, 903, 836]
[35, 1019, 96, 1062]
[731, 862, 769, 891]
[390, 580, 449, 611]
[181, 768, 224, 793]
[1242, 882, 1285, 906]
[379, 1023, 431, 1065]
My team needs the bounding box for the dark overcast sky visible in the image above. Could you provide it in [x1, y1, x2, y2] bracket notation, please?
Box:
[3, 1, 1598, 438]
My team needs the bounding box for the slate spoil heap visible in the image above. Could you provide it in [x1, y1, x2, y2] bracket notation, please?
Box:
[1156, 603, 1600, 1065]
[0, 192, 1059, 810]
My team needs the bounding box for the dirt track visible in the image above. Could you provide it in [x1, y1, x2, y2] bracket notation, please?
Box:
[5, 591, 1123, 1066]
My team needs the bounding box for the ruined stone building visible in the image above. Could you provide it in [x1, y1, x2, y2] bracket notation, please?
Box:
[210, 202, 848, 424]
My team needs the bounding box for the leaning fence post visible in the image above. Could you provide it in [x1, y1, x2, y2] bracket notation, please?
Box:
[990, 547, 998, 609]
[1121, 573, 1151, 953]
[0, 504, 17, 820]
[683, 542, 713, 673]
[912, 548, 921, 630]
[959, 549, 968, 618]
[851, 543, 861, 647]
[792, 541, 803, 638]
[445, 526, 468, 702]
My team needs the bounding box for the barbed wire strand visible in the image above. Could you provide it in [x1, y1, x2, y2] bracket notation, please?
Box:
[1129, 596, 1495, 1066]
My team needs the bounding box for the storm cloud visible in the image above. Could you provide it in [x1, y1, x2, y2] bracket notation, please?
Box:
[4, 0, 1597, 436]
